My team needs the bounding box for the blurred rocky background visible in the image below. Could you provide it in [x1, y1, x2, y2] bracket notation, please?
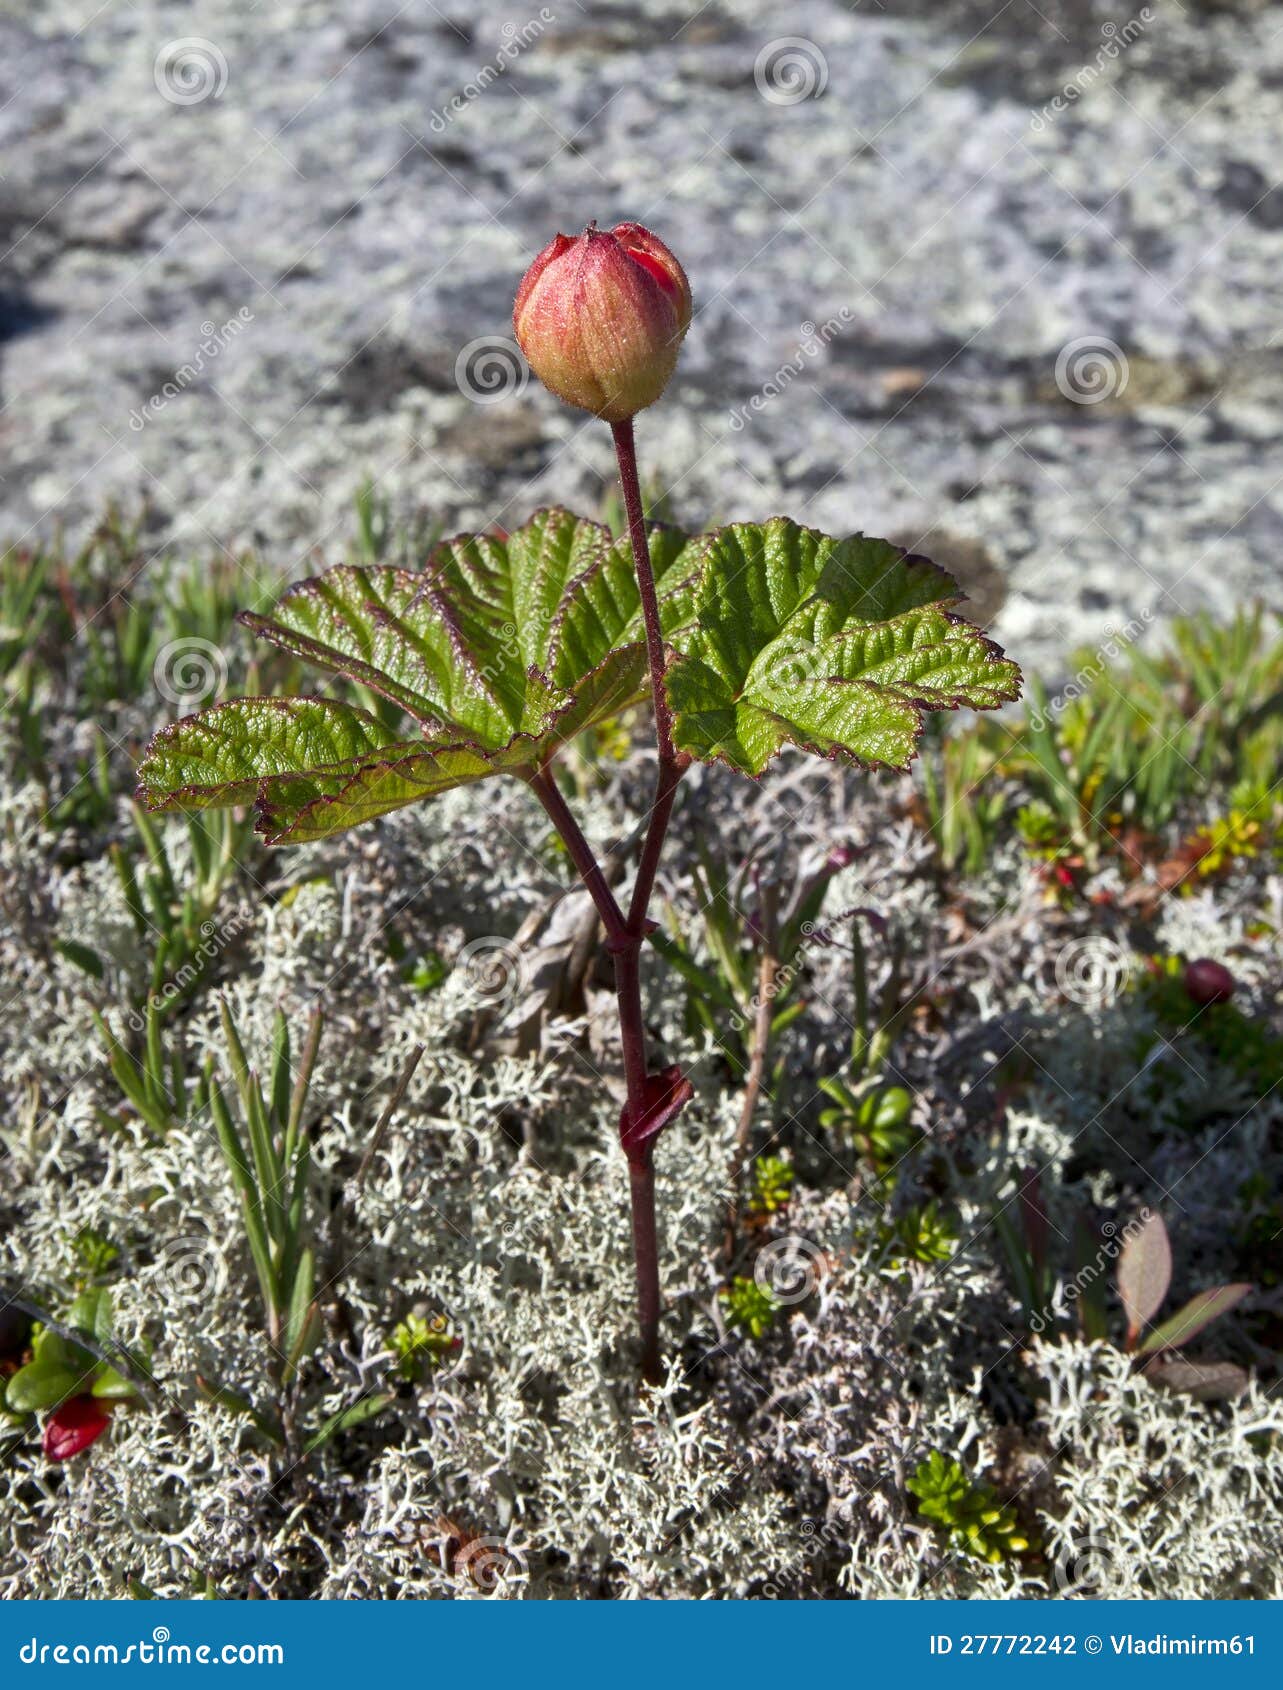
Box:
[1, 0, 1280, 674]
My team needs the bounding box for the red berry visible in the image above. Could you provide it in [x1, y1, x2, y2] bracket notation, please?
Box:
[1184, 957, 1235, 1007]
[43, 1396, 111, 1462]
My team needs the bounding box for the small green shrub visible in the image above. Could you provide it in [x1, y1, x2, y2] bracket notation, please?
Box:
[907, 1450, 1029, 1564]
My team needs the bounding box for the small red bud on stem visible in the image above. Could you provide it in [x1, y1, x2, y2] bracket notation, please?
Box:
[514, 222, 691, 422]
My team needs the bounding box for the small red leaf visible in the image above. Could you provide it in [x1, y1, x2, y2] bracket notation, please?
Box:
[1117, 1209, 1172, 1348]
[43, 1396, 111, 1462]
[619, 1065, 692, 1164]
[1142, 1357, 1249, 1401]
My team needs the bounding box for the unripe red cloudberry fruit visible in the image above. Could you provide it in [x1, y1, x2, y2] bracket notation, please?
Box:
[1184, 957, 1236, 1007]
[513, 221, 691, 422]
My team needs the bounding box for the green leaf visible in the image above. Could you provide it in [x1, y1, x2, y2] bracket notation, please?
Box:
[281, 1247, 320, 1383]
[304, 1391, 396, 1454]
[90, 1365, 137, 1402]
[56, 939, 105, 980]
[67, 1288, 114, 1348]
[137, 697, 407, 808]
[5, 1361, 81, 1413]
[665, 519, 1021, 774]
[239, 510, 701, 748]
[138, 511, 703, 839]
[1136, 1283, 1251, 1356]
[253, 742, 525, 845]
[136, 510, 1020, 844]
[195, 1376, 285, 1446]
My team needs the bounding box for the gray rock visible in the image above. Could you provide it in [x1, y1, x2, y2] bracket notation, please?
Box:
[2, 0, 1281, 681]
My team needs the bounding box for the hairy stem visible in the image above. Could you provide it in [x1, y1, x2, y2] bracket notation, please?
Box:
[525, 765, 627, 945]
[629, 1149, 662, 1385]
[611, 414, 692, 1385]
[611, 417, 677, 765]
[517, 420, 688, 1384]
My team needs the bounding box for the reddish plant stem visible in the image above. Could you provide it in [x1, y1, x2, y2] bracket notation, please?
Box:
[628, 1148, 662, 1384]
[611, 418, 677, 765]
[611, 921, 651, 1108]
[628, 756, 684, 932]
[524, 764, 627, 946]
[520, 419, 687, 1385]
[611, 414, 690, 1387]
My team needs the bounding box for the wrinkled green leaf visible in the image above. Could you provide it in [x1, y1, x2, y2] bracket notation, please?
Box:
[138, 511, 702, 838]
[665, 520, 1020, 774]
[240, 510, 700, 744]
[137, 508, 1020, 842]
[138, 696, 403, 804]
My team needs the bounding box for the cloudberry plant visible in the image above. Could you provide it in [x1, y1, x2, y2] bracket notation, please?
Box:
[138, 221, 1020, 1383]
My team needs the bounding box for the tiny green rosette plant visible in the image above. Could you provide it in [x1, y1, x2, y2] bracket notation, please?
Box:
[137, 218, 1021, 1384]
